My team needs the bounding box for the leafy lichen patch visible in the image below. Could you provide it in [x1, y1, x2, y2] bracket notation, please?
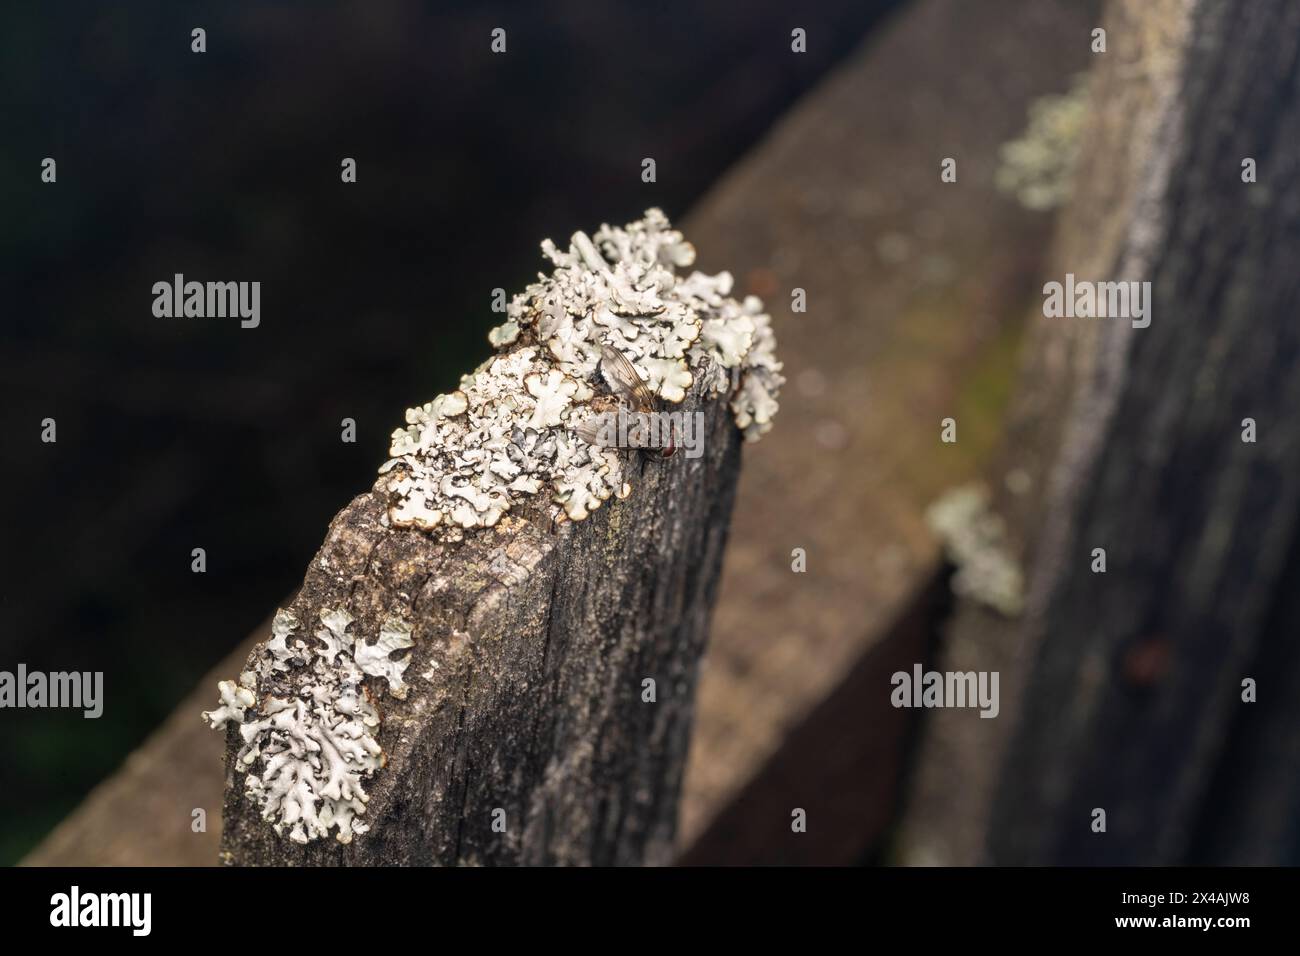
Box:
[203, 607, 402, 844]
[380, 208, 783, 533]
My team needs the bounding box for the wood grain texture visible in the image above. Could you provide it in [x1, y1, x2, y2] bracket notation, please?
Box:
[985, 0, 1300, 865]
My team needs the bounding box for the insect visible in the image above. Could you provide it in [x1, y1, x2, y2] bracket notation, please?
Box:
[575, 343, 677, 458]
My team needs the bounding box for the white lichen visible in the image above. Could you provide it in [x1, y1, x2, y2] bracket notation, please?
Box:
[202, 678, 255, 729]
[354, 617, 415, 699]
[203, 606, 411, 844]
[926, 485, 1025, 617]
[995, 73, 1090, 212]
[264, 609, 306, 672]
[381, 208, 783, 532]
[314, 607, 354, 665]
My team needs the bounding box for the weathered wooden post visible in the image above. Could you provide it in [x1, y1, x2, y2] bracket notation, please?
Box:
[203, 210, 783, 865]
[983, 0, 1300, 864]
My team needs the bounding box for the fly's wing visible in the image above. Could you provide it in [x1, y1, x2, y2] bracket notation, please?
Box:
[598, 344, 656, 412]
[573, 416, 606, 446]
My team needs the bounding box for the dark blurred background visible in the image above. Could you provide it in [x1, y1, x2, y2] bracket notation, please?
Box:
[0, 0, 904, 863]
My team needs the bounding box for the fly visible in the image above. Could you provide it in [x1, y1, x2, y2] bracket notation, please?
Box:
[575, 343, 677, 458]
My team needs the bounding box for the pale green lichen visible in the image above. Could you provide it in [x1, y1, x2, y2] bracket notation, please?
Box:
[203, 606, 412, 845]
[380, 208, 784, 532]
[926, 485, 1025, 617]
[995, 74, 1091, 212]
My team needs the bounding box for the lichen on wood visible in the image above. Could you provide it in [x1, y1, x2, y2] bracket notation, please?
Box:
[206, 210, 781, 864]
[381, 207, 782, 533]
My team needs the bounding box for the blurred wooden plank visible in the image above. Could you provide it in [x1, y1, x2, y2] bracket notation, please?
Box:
[680, 575, 946, 865]
[984, 0, 1300, 866]
[896, 0, 1195, 867]
[675, 0, 1097, 862]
